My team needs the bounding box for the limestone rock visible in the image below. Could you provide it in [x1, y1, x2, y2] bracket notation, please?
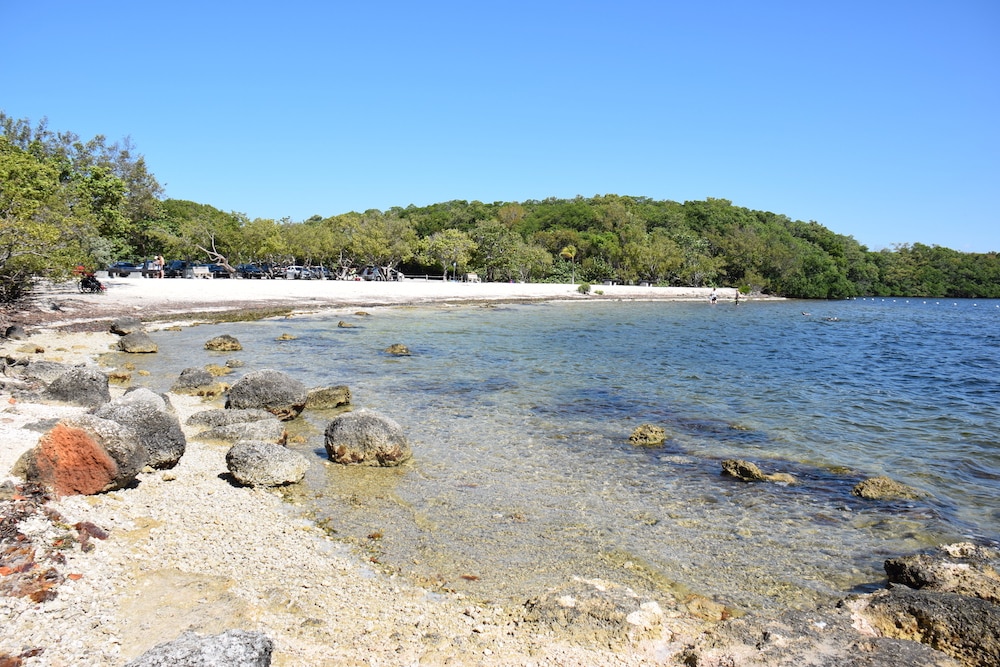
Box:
[226, 440, 309, 487]
[523, 578, 670, 647]
[884, 542, 1000, 604]
[187, 408, 274, 428]
[204, 335, 242, 351]
[118, 331, 158, 353]
[852, 475, 924, 500]
[197, 418, 287, 445]
[171, 367, 216, 393]
[42, 367, 111, 407]
[17, 414, 147, 496]
[4, 324, 27, 340]
[123, 629, 273, 667]
[721, 459, 796, 484]
[306, 385, 352, 410]
[324, 409, 411, 466]
[384, 343, 410, 356]
[93, 388, 186, 469]
[859, 586, 1000, 667]
[225, 369, 307, 421]
[629, 424, 666, 446]
[110, 316, 144, 336]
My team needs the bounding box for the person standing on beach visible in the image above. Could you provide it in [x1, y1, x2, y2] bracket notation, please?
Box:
[156, 255, 164, 278]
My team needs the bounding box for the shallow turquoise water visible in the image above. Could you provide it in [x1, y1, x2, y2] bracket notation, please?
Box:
[127, 297, 1000, 612]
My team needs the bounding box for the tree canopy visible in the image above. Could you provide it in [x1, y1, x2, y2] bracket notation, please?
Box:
[3, 112, 998, 300]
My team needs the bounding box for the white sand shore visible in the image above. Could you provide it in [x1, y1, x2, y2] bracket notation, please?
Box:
[0, 278, 720, 665]
[13, 275, 740, 332]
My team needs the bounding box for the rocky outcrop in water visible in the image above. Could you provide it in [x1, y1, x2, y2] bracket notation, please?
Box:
[721, 459, 795, 484]
[324, 409, 411, 466]
[226, 440, 309, 487]
[204, 334, 243, 351]
[225, 369, 307, 421]
[306, 385, 352, 410]
[883, 542, 1000, 604]
[852, 475, 924, 500]
[123, 629, 273, 667]
[629, 423, 666, 446]
[118, 331, 158, 354]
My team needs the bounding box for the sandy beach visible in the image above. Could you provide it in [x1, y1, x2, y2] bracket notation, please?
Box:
[1, 277, 729, 666]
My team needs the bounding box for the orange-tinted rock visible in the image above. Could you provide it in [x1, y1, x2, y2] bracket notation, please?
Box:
[31, 423, 119, 496]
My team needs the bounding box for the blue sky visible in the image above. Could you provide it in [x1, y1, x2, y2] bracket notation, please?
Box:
[3, 1, 998, 252]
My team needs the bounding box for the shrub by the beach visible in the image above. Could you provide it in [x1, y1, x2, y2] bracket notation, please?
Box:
[577, 282, 591, 294]
[93, 388, 186, 469]
[41, 367, 111, 407]
[225, 369, 308, 421]
[226, 440, 309, 487]
[324, 409, 411, 466]
[204, 334, 242, 351]
[16, 414, 147, 496]
[118, 331, 158, 353]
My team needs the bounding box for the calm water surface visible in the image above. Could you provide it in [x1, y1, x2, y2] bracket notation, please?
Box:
[127, 297, 1000, 612]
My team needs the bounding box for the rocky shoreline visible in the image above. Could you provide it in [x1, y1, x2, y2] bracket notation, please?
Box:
[1, 281, 998, 666]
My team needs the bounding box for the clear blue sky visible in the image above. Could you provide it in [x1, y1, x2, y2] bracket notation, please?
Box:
[3, 1, 998, 252]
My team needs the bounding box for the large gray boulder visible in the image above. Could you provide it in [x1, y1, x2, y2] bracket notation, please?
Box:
[7, 359, 76, 384]
[225, 369, 307, 421]
[226, 441, 309, 487]
[124, 629, 273, 666]
[204, 335, 243, 352]
[93, 388, 186, 469]
[42, 367, 111, 407]
[16, 414, 146, 496]
[323, 409, 411, 466]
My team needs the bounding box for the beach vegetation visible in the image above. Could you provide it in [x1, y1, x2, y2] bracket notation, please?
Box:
[4, 112, 1000, 300]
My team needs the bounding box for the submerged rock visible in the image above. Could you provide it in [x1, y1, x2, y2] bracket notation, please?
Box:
[629, 423, 666, 446]
[852, 475, 924, 500]
[721, 459, 796, 484]
[306, 385, 352, 410]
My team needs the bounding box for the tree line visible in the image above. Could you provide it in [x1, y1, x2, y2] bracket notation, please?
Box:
[3, 112, 998, 300]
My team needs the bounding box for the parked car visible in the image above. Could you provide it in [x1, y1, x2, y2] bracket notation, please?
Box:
[284, 265, 315, 280]
[207, 264, 233, 278]
[107, 261, 142, 277]
[360, 265, 404, 281]
[307, 266, 331, 280]
[236, 263, 267, 279]
[163, 260, 190, 278]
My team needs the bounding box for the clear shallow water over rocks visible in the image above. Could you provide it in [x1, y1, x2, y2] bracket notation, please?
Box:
[125, 298, 1000, 613]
